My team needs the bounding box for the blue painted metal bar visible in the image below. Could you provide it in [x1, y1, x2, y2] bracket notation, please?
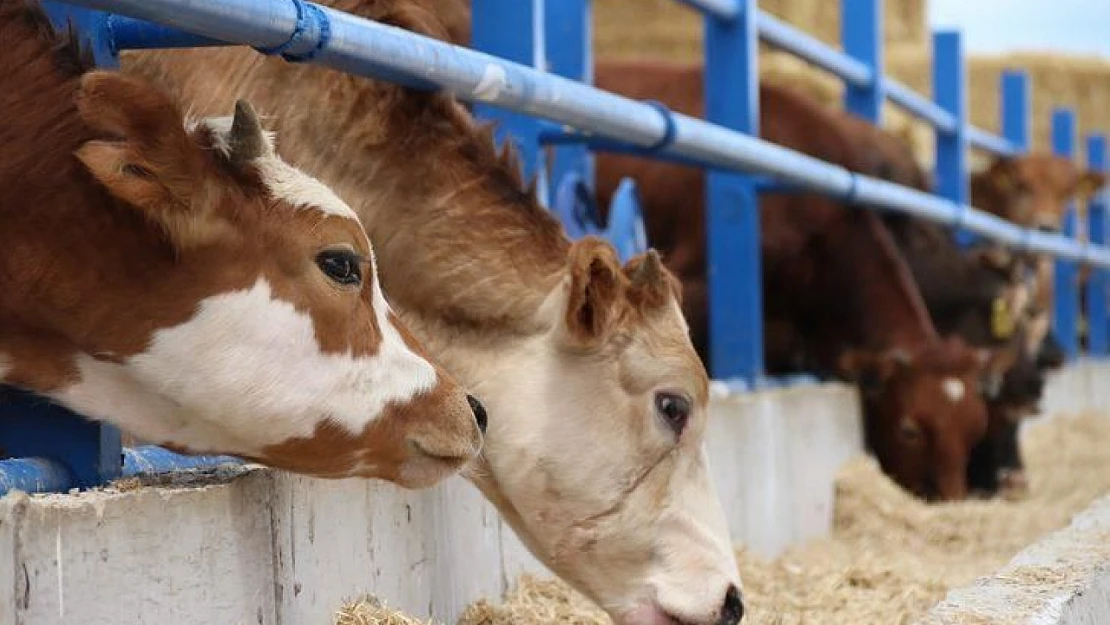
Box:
[0, 458, 73, 496]
[841, 0, 882, 122]
[471, 0, 547, 197]
[49, 0, 1110, 268]
[967, 126, 1019, 157]
[122, 446, 244, 477]
[756, 11, 872, 87]
[42, 1, 119, 66]
[544, 0, 593, 197]
[605, 179, 650, 263]
[704, 0, 762, 381]
[1053, 109, 1080, 360]
[932, 31, 972, 246]
[1001, 71, 1031, 152]
[753, 6, 1016, 152]
[0, 388, 122, 490]
[107, 13, 227, 50]
[673, 0, 741, 21]
[1087, 134, 1109, 356]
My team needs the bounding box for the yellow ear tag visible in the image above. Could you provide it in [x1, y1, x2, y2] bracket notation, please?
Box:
[991, 297, 1015, 339]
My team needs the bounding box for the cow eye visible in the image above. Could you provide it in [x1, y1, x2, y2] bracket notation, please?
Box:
[899, 418, 924, 446]
[316, 249, 362, 286]
[655, 392, 691, 436]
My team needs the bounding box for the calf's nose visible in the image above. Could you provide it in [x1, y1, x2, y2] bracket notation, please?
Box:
[718, 584, 744, 625]
[467, 394, 488, 434]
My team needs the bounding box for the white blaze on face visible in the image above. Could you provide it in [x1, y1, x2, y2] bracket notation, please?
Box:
[194, 115, 360, 222]
[941, 377, 967, 403]
[254, 155, 360, 221]
[53, 278, 436, 455]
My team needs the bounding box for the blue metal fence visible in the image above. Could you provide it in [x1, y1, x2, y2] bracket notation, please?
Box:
[2, 0, 1108, 494]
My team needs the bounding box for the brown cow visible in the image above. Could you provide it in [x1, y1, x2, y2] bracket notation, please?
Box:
[0, 0, 486, 487]
[972, 155, 1106, 366]
[832, 112, 1051, 498]
[123, 4, 745, 623]
[593, 59, 1007, 501]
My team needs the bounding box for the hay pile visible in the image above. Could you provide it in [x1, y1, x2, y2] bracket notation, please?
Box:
[336, 413, 1110, 625]
[593, 0, 1110, 165]
[593, 0, 926, 62]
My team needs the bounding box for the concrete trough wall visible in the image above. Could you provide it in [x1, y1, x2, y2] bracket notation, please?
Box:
[0, 383, 861, 625]
[917, 493, 1110, 625]
[908, 359, 1110, 625]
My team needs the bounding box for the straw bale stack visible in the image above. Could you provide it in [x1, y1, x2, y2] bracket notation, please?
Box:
[593, 0, 927, 62]
[594, 0, 1110, 169]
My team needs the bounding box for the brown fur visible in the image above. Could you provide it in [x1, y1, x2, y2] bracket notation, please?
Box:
[119, 2, 692, 341]
[593, 59, 997, 500]
[0, 0, 478, 485]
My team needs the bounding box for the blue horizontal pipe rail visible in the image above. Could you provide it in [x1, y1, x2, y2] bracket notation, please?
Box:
[756, 11, 873, 87]
[53, 0, 1110, 268]
[107, 13, 227, 50]
[122, 446, 244, 477]
[0, 448, 246, 497]
[673, 0, 740, 21]
[885, 78, 958, 133]
[967, 126, 1019, 157]
[0, 458, 73, 496]
[753, 9, 1016, 156]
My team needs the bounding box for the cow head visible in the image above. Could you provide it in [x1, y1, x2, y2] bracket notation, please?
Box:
[3, 70, 485, 487]
[972, 154, 1106, 231]
[475, 242, 744, 625]
[838, 338, 1014, 500]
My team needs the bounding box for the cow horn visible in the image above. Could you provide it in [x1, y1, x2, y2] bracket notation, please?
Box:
[229, 99, 265, 164]
[631, 249, 664, 288]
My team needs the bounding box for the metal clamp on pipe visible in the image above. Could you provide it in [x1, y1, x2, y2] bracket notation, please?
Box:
[254, 0, 331, 62]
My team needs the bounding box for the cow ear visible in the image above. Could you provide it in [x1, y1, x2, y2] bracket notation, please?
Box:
[74, 71, 232, 250]
[558, 237, 626, 350]
[837, 348, 910, 394]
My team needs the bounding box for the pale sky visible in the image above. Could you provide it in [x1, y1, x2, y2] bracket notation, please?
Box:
[928, 0, 1110, 59]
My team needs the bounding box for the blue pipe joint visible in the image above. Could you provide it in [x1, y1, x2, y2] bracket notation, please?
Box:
[254, 0, 330, 63]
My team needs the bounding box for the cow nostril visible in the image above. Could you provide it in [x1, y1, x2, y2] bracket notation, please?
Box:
[719, 584, 744, 624]
[467, 394, 488, 434]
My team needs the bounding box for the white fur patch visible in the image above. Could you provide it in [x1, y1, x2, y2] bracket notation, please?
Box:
[254, 155, 359, 220]
[0, 354, 10, 383]
[941, 377, 966, 403]
[193, 116, 359, 221]
[54, 278, 436, 455]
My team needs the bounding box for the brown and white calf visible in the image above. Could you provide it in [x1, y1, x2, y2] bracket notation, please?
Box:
[123, 2, 745, 623]
[0, 1, 484, 488]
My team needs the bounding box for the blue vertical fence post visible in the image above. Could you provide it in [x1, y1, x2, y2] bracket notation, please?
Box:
[1086, 134, 1108, 355]
[471, 0, 548, 204]
[1001, 71, 1031, 153]
[1052, 108, 1080, 359]
[841, 0, 882, 123]
[704, 0, 762, 383]
[544, 0, 593, 196]
[932, 30, 971, 245]
[0, 2, 124, 493]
